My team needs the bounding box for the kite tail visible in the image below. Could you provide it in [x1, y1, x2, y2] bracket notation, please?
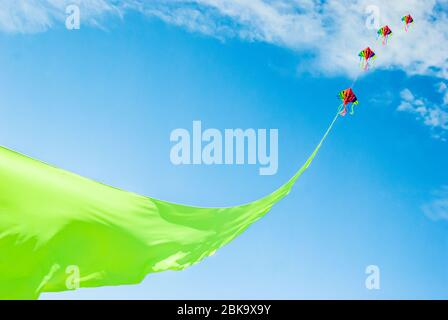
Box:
[359, 59, 368, 71]
[338, 104, 347, 117]
[385, 33, 392, 45]
[0, 111, 340, 299]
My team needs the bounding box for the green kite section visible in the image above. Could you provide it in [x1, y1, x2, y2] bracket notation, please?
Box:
[0, 115, 338, 299]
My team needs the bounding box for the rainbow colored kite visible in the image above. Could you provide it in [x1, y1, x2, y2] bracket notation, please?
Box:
[358, 47, 376, 70]
[338, 88, 359, 116]
[402, 14, 414, 31]
[377, 25, 392, 45]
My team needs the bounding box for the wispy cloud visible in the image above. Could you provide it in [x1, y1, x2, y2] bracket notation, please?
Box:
[0, 0, 119, 33]
[422, 186, 448, 221]
[436, 82, 448, 104]
[397, 84, 448, 140]
[0, 1, 447, 79]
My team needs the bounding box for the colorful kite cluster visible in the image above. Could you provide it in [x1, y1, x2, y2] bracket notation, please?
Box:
[338, 14, 414, 117]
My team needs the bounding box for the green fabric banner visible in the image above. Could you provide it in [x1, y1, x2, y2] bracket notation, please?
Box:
[0, 115, 338, 299]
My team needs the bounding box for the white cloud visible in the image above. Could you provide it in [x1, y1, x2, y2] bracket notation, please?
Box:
[437, 82, 448, 92]
[436, 82, 448, 104]
[400, 88, 415, 102]
[422, 186, 448, 221]
[397, 84, 448, 139]
[0, 1, 447, 79]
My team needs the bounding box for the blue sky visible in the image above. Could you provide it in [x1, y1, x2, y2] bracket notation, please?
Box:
[0, 1, 447, 299]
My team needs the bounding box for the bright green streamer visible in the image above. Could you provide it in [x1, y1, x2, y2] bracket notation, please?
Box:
[0, 114, 338, 299]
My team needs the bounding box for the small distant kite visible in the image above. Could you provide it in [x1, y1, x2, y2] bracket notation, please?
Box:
[338, 88, 359, 116]
[377, 25, 392, 45]
[402, 14, 414, 31]
[358, 47, 376, 70]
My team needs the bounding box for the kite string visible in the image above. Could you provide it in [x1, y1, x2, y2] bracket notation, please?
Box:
[291, 111, 340, 182]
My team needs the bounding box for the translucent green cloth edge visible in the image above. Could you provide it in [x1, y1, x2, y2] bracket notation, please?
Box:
[0, 115, 338, 299]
